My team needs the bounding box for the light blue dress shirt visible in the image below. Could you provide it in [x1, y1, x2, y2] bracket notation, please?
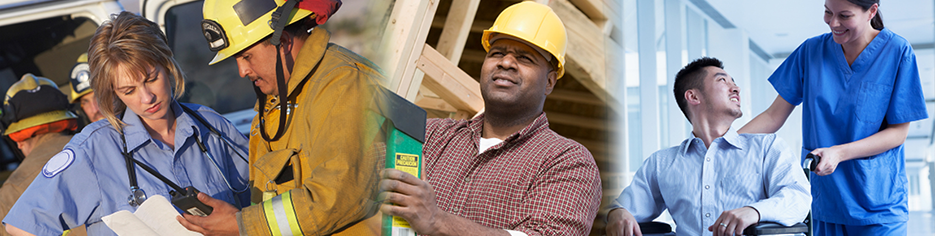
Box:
[2, 102, 250, 236]
[769, 27, 928, 225]
[610, 130, 811, 236]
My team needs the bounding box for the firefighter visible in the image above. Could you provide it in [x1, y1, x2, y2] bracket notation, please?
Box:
[0, 74, 80, 236]
[179, 0, 386, 235]
[68, 53, 104, 123]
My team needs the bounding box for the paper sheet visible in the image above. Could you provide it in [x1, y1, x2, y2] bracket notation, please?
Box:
[102, 195, 202, 236]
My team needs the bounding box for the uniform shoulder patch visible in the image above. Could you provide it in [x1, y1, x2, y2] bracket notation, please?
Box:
[42, 149, 75, 178]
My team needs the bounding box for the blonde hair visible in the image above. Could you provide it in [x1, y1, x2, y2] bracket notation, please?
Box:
[88, 11, 186, 131]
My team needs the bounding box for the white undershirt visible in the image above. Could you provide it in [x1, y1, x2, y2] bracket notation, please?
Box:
[504, 229, 528, 236]
[478, 137, 504, 154]
[478, 137, 527, 236]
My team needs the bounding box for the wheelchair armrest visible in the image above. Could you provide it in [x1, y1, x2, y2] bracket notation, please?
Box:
[637, 222, 673, 234]
[742, 222, 808, 235]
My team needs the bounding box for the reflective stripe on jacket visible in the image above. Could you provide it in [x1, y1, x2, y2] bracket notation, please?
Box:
[240, 28, 386, 236]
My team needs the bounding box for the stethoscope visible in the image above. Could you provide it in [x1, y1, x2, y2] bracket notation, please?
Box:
[123, 104, 249, 207]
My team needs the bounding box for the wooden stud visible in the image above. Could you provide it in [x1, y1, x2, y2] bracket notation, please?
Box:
[576, 139, 610, 156]
[546, 112, 614, 131]
[377, 0, 440, 99]
[417, 45, 484, 114]
[549, 0, 624, 113]
[435, 0, 481, 65]
[451, 110, 473, 120]
[459, 49, 487, 63]
[548, 89, 604, 106]
[415, 96, 458, 113]
[566, 0, 607, 25]
[430, 16, 491, 33]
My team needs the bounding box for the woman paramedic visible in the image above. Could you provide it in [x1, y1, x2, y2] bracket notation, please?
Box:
[3, 12, 250, 236]
[739, 0, 928, 235]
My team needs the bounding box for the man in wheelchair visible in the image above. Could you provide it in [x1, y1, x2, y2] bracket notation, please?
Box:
[605, 57, 811, 236]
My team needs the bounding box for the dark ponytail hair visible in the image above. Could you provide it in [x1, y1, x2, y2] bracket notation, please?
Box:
[847, 0, 884, 30]
[870, 11, 883, 30]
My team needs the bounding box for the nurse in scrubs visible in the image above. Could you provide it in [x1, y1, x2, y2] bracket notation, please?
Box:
[739, 0, 928, 235]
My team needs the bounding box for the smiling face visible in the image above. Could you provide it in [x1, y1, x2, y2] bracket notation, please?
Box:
[824, 0, 877, 46]
[697, 66, 742, 119]
[113, 63, 174, 125]
[479, 37, 556, 112]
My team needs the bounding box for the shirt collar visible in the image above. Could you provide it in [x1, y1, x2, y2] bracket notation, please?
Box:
[468, 112, 550, 144]
[287, 27, 331, 97]
[256, 28, 331, 112]
[680, 127, 745, 155]
[721, 128, 745, 149]
[121, 101, 201, 151]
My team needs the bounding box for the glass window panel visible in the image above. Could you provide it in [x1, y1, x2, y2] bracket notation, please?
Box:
[165, 2, 256, 114]
[624, 0, 641, 172]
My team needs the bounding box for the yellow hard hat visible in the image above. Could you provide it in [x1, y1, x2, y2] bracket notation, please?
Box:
[3, 74, 77, 135]
[482, 1, 567, 79]
[202, 0, 314, 65]
[69, 53, 92, 103]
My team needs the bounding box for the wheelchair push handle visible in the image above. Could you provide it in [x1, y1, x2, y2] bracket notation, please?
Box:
[804, 153, 821, 172]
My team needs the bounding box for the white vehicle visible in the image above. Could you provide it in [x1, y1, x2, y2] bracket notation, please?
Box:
[140, 0, 256, 134]
[0, 0, 254, 174]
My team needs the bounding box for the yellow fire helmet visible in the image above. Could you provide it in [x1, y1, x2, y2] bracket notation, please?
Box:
[482, 1, 567, 79]
[3, 74, 77, 135]
[69, 53, 92, 103]
[202, 0, 314, 65]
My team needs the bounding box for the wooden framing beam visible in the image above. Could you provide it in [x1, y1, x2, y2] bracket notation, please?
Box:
[596, 37, 623, 113]
[546, 112, 612, 131]
[548, 89, 604, 106]
[415, 95, 458, 113]
[377, 0, 440, 99]
[430, 16, 491, 33]
[601, 0, 622, 36]
[460, 49, 486, 63]
[417, 45, 484, 114]
[549, 0, 623, 113]
[551, 0, 604, 88]
[434, 0, 480, 65]
[576, 139, 610, 156]
[567, 0, 607, 25]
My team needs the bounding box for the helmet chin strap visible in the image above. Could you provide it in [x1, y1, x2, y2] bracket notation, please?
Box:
[256, 0, 300, 142]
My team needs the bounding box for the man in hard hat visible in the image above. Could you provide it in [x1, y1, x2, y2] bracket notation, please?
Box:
[68, 53, 104, 123]
[605, 57, 810, 236]
[179, 0, 385, 235]
[379, 2, 602, 235]
[0, 74, 80, 236]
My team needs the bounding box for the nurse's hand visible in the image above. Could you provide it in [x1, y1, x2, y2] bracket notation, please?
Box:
[177, 192, 240, 236]
[811, 147, 844, 176]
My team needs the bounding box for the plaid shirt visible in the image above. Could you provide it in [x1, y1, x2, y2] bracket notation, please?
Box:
[424, 113, 602, 235]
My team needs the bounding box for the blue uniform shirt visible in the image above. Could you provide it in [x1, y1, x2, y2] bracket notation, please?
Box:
[769, 28, 928, 225]
[610, 130, 811, 236]
[2, 102, 250, 235]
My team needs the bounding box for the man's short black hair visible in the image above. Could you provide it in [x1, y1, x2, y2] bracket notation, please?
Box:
[673, 57, 723, 122]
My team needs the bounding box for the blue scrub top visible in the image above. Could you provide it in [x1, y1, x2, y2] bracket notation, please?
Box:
[769, 28, 928, 225]
[2, 102, 250, 236]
